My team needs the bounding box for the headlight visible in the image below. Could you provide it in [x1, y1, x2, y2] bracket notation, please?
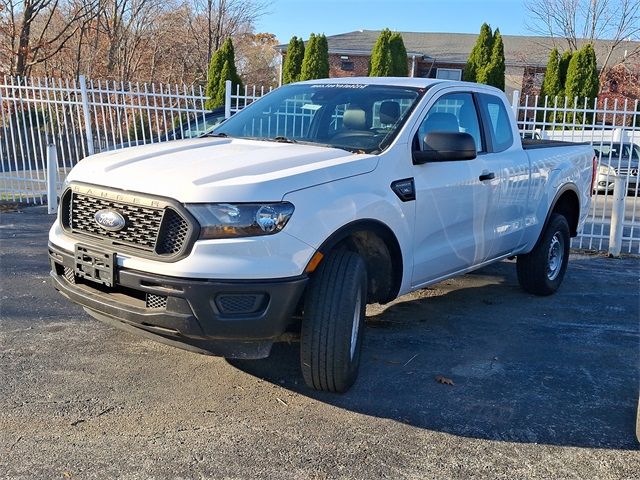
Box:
[187, 202, 294, 239]
[598, 164, 616, 176]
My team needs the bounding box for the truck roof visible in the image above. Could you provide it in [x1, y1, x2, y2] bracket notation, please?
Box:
[296, 76, 442, 88]
[296, 77, 506, 95]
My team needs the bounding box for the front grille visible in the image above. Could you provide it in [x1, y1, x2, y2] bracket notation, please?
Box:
[618, 167, 638, 177]
[156, 209, 190, 255]
[71, 193, 162, 251]
[146, 293, 167, 309]
[61, 185, 195, 260]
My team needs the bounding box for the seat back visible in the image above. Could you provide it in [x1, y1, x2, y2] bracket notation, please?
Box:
[379, 101, 400, 125]
[423, 112, 459, 133]
[343, 107, 367, 130]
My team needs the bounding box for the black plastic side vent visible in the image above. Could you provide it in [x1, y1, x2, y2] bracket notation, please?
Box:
[391, 178, 416, 202]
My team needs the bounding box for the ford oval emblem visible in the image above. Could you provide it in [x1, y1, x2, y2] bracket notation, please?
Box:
[94, 209, 126, 232]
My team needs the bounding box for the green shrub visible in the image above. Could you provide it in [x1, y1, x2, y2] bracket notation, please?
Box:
[464, 23, 493, 82]
[300, 33, 330, 80]
[205, 38, 243, 109]
[282, 36, 305, 84]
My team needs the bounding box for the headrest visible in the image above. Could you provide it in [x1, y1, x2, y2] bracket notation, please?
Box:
[424, 112, 459, 133]
[379, 101, 400, 125]
[457, 103, 477, 128]
[343, 107, 366, 130]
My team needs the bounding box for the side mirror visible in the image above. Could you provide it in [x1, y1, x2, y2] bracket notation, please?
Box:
[412, 131, 477, 164]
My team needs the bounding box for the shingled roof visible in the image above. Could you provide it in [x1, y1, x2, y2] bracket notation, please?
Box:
[279, 30, 639, 69]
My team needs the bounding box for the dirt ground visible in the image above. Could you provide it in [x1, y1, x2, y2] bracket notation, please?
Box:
[1, 206, 639, 479]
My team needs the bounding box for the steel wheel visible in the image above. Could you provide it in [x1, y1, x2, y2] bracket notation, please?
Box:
[546, 233, 564, 281]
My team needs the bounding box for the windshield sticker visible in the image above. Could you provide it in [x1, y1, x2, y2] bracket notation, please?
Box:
[310, 84, 368, 89]
[301, 104, 322, 111]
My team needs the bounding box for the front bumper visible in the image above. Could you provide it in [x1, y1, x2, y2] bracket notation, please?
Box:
[597, 173, 638, 191]
[49, 242, 307, 358]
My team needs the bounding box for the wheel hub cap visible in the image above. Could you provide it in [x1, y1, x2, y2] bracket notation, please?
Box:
[547, 233, 564, 281]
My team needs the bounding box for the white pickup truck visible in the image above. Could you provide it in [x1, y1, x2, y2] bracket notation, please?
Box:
[49, 78, 595, 393]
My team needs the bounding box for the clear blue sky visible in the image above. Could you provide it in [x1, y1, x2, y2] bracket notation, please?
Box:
[256, 0, 532, 43]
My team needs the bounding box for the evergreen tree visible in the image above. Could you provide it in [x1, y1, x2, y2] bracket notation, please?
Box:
[282, 36, 305, 84]
[541, 48, 561, 99]
[212, 60, 232, 108]
[317, 34, 330, 78]
[565, 44, 599, 102]
[389, 32, 408, 76]
[300, 33, 317, 80]
[480, 28, 505, 90]
[369, 29, 393, 76]
[581, 44, 599, 101]
[205, 48, 226, 108]
[565, 44, 600, 124]
[205, 38, 243, 109]
[558, 50, 573, 96]
[463, 23, 493, 82]
[300, 33, 330, 80]
[538, 48, 562, 124]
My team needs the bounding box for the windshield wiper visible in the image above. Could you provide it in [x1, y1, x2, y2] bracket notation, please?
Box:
[271, 136, 298, 144]
[207, 132, 229, 138]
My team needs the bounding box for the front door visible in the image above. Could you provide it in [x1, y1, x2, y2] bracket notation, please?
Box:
[411, 91, 500, 288]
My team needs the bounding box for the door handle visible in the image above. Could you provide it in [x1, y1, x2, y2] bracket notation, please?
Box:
[479, 172, 495, 181]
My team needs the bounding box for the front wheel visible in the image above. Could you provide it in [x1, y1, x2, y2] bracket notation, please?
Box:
[300, 249, 367, 393]
[516, 213, 570, 296]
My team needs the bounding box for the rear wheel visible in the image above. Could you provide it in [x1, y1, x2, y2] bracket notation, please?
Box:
[516, 213, 570, 296]
[300, 249, 367, 393]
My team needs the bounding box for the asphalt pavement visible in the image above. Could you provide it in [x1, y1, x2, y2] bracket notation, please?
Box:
[1, 206, 639, 479]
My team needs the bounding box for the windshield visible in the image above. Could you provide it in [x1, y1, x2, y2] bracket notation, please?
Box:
[596, 143, 640, 161]
[211, 83, 424, 153]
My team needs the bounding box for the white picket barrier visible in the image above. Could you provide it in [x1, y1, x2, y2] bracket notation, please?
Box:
[511, 91, 639, 254]
[1, 75, 638, 254]
[224, 80, 273, 117]
[0, 76, 211, 203]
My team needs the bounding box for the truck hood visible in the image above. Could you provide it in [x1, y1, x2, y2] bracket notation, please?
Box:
[66, 138, 378, 203]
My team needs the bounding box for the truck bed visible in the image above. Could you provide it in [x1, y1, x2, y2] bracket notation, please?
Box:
[522, 138, 591, 150]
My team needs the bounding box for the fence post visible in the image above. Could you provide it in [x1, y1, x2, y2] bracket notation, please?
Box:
[608, 175, 627, 257]
[46, 144, 58, 214]
[511, 90, 520, 117]
[78, 75, 95, 156]
[224, 80, 232, 119]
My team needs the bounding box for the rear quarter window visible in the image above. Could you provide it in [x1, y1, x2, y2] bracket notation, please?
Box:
[479, 94, 514, 152]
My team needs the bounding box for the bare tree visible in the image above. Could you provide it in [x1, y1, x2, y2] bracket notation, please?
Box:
[194, 0, 268, 61]
[525, 0, 640, 73]
[1, 0, 100, 76]
[235, 31, 278, 87]
[0, 0, 276, 84]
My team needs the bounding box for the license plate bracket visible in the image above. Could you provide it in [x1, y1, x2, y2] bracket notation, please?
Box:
[74, 244, 116, 287]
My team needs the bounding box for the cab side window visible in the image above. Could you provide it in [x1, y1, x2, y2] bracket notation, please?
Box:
[478, 94, 514, 152]
[417, 93, 483, 153]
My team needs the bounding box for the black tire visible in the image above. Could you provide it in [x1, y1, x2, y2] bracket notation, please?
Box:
[516, 213, 570, 296]
[300, 249, 367, 393]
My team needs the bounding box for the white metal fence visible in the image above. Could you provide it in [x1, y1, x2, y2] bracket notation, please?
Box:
[1, 76, 638, 254]
[0, 76, 216, 203]
[511, 91, 639, 254]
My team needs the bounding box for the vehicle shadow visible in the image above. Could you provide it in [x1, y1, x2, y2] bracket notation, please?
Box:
[228, 259, 640, 450]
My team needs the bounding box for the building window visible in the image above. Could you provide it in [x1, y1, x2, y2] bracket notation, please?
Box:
[341, 61, 354, 71]
[436, 68, 462, 81]
[533, 72, 545, 88]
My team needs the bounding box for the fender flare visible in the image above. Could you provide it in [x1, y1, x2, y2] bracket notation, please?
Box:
[536, 183, 580, 248]
[316, 218, 404, 303]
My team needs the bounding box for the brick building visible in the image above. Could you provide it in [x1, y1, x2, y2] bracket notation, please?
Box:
[277, 30, 639, 105]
